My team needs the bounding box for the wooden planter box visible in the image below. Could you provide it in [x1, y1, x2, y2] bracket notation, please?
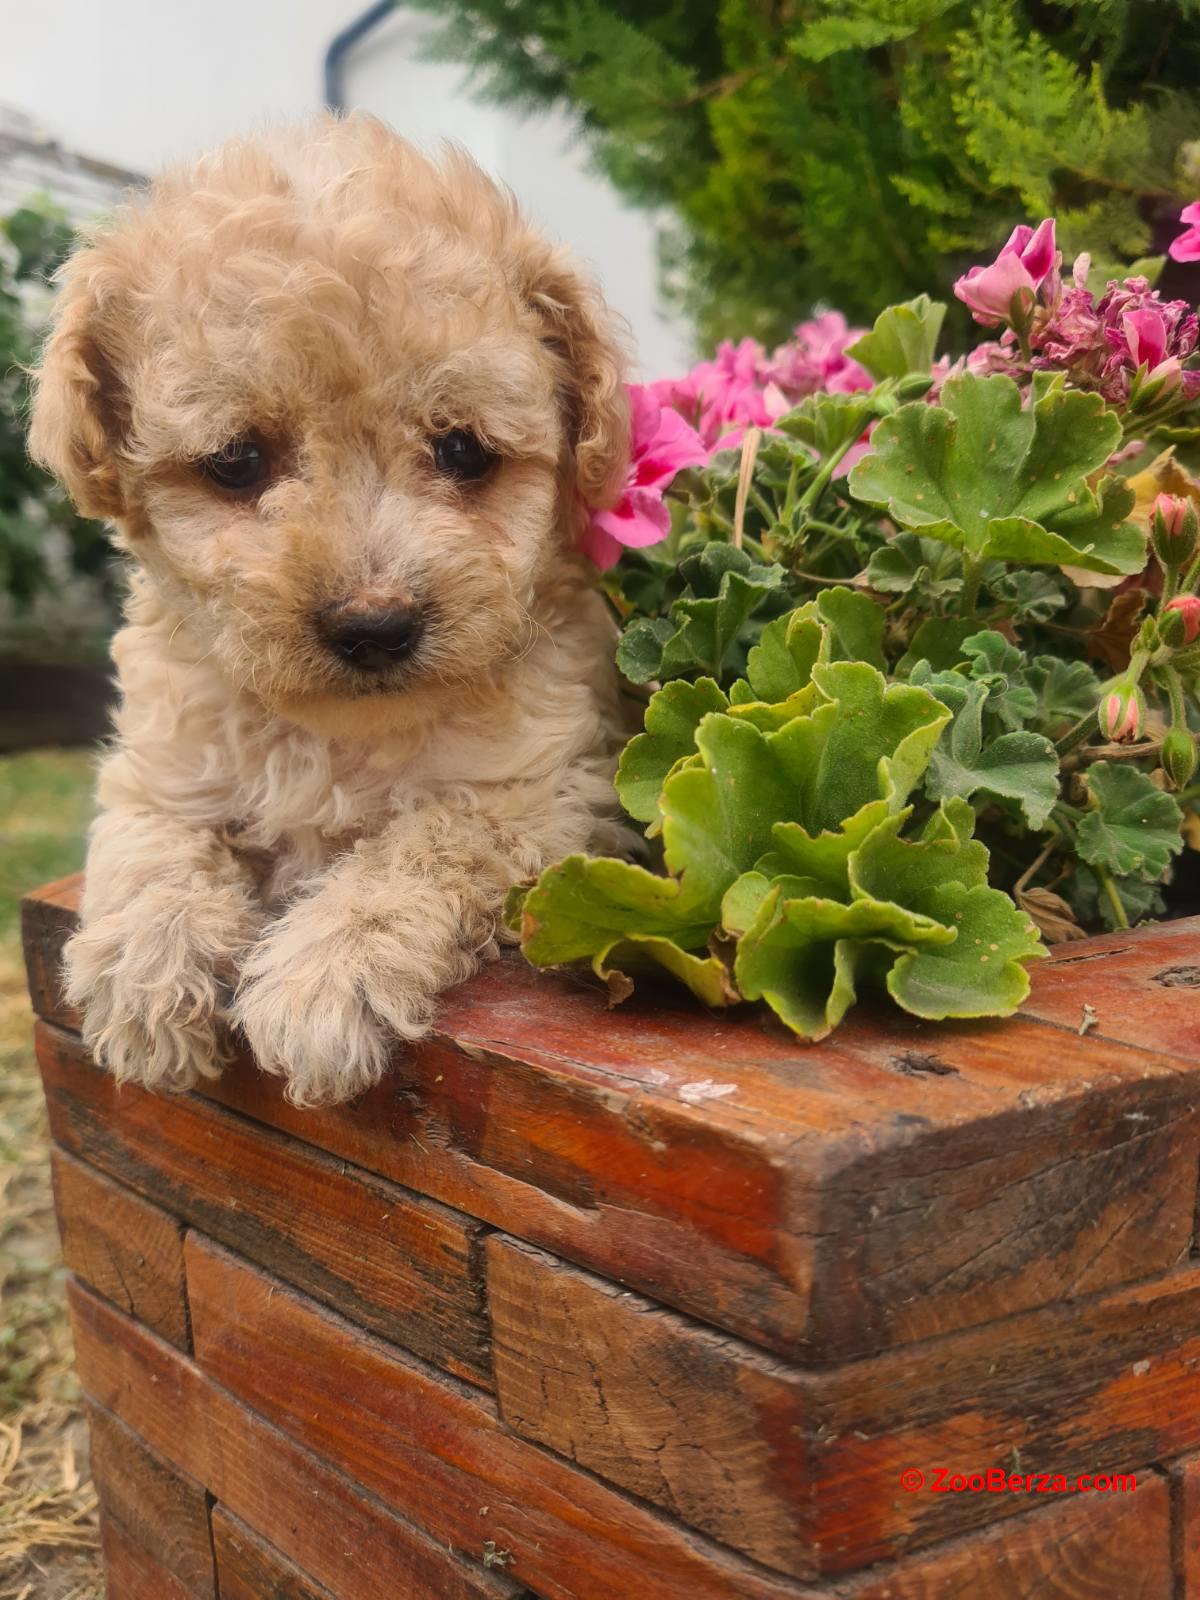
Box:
[22, 873, 1200, 1599]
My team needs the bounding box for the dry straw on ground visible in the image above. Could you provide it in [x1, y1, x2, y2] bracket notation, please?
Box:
[0, 750, 101, 1599]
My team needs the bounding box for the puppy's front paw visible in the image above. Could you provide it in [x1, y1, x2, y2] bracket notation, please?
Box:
[232, 914, 434, 1106]
[65, 919, 227, 1092]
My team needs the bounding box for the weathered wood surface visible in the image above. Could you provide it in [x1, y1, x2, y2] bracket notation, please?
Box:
[25, 875, 1200, 1365]
[40, 1024, 492, 1386]
[87, 1404, 214, 1597]
[68, 1281, 527, 1600]
[212, 1509, 337, 1600]
[51, 1145, 190, 1349]
[25, 872, 1200, 1597]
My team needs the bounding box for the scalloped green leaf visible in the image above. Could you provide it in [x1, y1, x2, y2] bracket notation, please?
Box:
[913, 671, 1059, 828]
[775, 389, 876, 455]
[615, 616, 674, 684]
[848, 373, 1146, 575]
[755, 799, 893, 899]
[1076, 763, 1184, 882]
[961, 630, 1038, 731]
[866, 534, 962, 601]
[846, 295, 946, 380]
[740, 612, 823, 703]
[806, 586, 887, 671]
[848, 803, 990, 902]
[615, 677, 728, 824]
[884, 882, 1045, 1019]
[516, 855, 715, 966]
[734, 890, 952, 1040]
[1024, 656, 1102, 737]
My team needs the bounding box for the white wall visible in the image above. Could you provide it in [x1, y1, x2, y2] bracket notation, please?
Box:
[0, 0, 695, 376]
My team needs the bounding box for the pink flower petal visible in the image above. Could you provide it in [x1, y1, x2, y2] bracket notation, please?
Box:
[954, 251, 1037, 323]
[1180, 201, 1200, 226]
[1123, 307, 1167, 370]
[591, 489, 672, 551]
[1020, 218, 1059, 285]
[1168, 226, 1200, 264]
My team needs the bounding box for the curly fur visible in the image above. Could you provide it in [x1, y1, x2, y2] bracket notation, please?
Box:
[29, 114, 634, 1105]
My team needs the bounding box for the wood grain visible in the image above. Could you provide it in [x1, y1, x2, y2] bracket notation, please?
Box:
[52, 1148, 190, 1350]
[1172, 1452, 1200, 1597]
[101, 1514, 197, 1600]
[29, 876, 1200, 1364]
[212, 1508, 335, 1600]
[20, 873, 81, 1031]
[40, 1027, 491, 1387]
[68, 1279, 527, 1600]
[88, 1404, 214, 1597]
[833, 1475, 1170, 1599]
[487, 1234, 807, 1577]
[183, 1235, 815, 1599]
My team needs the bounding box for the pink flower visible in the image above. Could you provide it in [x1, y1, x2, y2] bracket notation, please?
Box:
[764, 311, 872, 397]
[954, 219, 1060, 326]
[1168, 202, 1200, 264]
[580, 385, 707, 569]
[1165, 595, 1200, 645]
[1123, 306, 1168, 371]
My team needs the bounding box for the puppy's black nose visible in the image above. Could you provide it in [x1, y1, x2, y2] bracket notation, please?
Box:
[318, 602, 423, 672]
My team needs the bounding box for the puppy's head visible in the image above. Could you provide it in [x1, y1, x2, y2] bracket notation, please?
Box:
[29, 115, 630, 733]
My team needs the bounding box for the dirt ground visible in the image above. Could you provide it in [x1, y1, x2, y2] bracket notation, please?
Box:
[0, 749, 101, 1600]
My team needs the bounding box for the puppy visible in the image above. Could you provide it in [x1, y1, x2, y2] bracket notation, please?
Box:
[30, 113, 633, 1106]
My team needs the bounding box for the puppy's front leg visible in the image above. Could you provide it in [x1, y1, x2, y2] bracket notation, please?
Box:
[232, 803, 529, 1105]
[66, 805, 264, 1091]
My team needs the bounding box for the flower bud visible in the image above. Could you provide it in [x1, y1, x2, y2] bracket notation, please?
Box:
[1099, 682, 1144, 742]
[1152, 493, 1199, 567]
[1164, 595, 1200, 647]
[1161, 727, 1198, 790]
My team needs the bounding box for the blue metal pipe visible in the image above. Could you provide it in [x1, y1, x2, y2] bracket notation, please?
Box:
[324, 0, 396, 112]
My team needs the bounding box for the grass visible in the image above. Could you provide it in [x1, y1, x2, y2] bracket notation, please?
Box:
[0, 749, 101, 1600]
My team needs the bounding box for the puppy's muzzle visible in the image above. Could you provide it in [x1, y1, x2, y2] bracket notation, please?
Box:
[317, 597, 424, 674]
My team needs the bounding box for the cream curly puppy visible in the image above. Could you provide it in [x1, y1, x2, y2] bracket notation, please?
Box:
[30, 114, 633, 1106]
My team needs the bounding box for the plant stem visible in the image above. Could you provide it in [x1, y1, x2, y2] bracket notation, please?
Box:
[1164, 663, 1189, 731]
[796, 434, 858, 516]
[1055, 707, 1098, 757]
[958, 554, 986, 618]
[1096, 864, 1130, 930]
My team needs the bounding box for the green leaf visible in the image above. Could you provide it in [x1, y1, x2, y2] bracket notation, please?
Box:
[665, 566, 786, 680]
[616, 617, 674, 684]
[866, 534, 962, 601]
[885, 882, 1045, 1019]
[598, 936, 736, 1008]
[961, 630, 1038, 731]
[1076, 763, 1184, 882]
[848, 373, 1146, 575]
[755, 798, 893, 899]
[776, 390, 876, 456]
[990, 569, 1069, 623]
[734, 889, 952, 1040]
[849, 807, 1044, 1019]
[807, 586, 887, 671]
[846, 295, 947, 380]
[615, 677, 728, 824]
[1065, 864, 1167, 931]
[1024, 657, 1102, 736]
[721, 870, 815, 937]
[517, 855, 714, 965]
[897, 617, 979, 675]
[740, 612, 823, 703]
[914, 673, 1059, 827]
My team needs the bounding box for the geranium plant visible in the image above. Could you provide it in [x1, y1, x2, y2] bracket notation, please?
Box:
[508, 213, 1200, 1039]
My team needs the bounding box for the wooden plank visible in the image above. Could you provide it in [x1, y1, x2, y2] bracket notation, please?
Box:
[1172, 1452, 1200, 1597]
[183, 1235, 814, 1598]
[213, 1508, 335, 1600]
[835, 1477, 1169, 1599]
[20, 872, 81, 1030]
[40, 1027, 491, 1387]
[101, 1514, 196, 1600]
[1024, 915, 1200, 1060]
[807, 1265, 1200, 1573]
[29, 878, 1200, 1365]
[88, 1404, 214, 1597]
[67, 1279, 527, 1600]
[51, 1148, 190, 1349]
[487, 1234, 807, 1578]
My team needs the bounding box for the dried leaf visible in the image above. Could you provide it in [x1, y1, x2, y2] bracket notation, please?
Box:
[1017, 885, 1087, 943]
[1085, 588, 1150, 674]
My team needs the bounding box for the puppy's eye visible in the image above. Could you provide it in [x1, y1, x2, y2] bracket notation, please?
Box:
[199, 440, 269, 494]
[431, 429, 496, 483]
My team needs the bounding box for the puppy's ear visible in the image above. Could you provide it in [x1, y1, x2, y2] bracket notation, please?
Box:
[522, 245, 630, 510]
[28, 256, 128, 521]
